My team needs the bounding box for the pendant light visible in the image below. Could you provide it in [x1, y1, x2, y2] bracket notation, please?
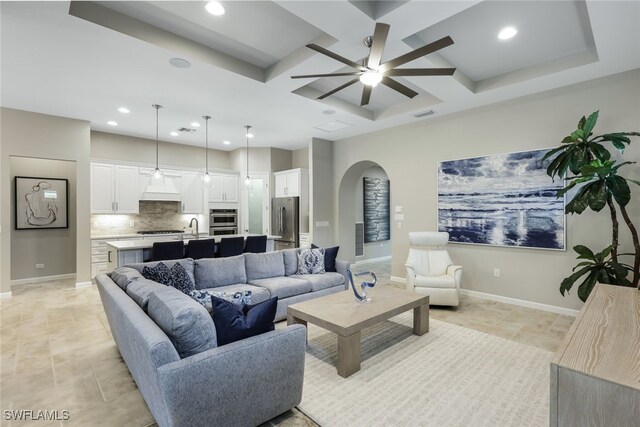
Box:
[152, 104, 163, 179]
[244, 125, 252, 186]
[203, 115, 211, 183]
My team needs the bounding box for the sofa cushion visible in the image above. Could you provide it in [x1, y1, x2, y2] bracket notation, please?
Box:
[248, 277, 311, 299]
[311, 244, 340, 273]
[297, 248, 325, 274]
[210, 296, 277, 346]
[127, 258, 196, 287]
[126, 278, 167, 311]
[109, 267, 143, 291]
[194, 256, 246, 289]
[282, 249, 299, 276]
[245, 252, 285, 281]
[147, 286, 217, 358]
[201, 284, 270, 305]
[294, 272, 345, 292]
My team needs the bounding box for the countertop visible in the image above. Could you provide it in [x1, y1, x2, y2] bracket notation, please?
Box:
[105, 234, 281, 250]
[92, 232, 209, 240]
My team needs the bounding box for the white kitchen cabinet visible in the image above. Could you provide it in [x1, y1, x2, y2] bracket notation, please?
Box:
[91, 163, 139, 214]
[181, 170, 204, 213]
[274, 169, 305, 197]
[208, 173, 239, 202]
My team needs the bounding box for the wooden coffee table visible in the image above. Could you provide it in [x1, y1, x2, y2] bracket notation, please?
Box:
[287, 286, 430, 378]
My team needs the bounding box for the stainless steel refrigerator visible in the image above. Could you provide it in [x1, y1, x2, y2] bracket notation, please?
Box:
[272, 197, 299, 250]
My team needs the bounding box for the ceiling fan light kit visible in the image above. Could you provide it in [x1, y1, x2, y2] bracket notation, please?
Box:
[291, 23, 456, 106]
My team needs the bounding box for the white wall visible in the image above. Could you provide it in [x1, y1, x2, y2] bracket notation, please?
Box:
[332, 70, 640, 310]
[1, 108, 91, 292]
[10, 157, 77, 280]
[292, 147, 309, 169]
[355, 166, 392, 261]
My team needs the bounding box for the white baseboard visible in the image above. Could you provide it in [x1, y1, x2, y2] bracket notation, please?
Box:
[10, 273, 76, 286]
[355, 256, 392, 265]
[459, 289, 579, 317]
[0, 292, 12, 299]
[75, 281, 93, 289]
[389, 275, 578, 317]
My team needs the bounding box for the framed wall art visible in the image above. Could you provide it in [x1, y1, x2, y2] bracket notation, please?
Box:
[363, 177, 390, 243]
[437, 149, 565, 250]
[14, 176, 69, 230]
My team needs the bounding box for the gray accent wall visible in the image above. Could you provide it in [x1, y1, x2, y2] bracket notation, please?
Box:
[1, 108, 91, 292]
[10, 157, 77, 280]
[332, 70, 640, 310]
[355, 166, 392, 261]
[292, 147, 309, 169]
[309, 138, 334, 247]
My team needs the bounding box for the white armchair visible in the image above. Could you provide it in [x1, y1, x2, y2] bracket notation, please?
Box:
[405, 232, 462, 306]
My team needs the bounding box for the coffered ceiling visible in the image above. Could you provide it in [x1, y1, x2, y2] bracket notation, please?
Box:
[1, 1, 638, 150]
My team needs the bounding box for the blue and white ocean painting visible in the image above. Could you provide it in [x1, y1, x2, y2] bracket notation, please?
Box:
[437, 149, 565, 250]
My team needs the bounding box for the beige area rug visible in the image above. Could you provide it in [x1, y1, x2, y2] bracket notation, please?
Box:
[298, 314, 552, 427]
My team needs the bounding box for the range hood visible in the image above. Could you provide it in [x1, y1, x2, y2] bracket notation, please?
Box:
[140, 180, 181, 201]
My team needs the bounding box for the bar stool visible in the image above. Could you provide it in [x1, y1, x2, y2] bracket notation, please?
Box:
[218, 237, 245, 258]
[152, 241, 184, 261]
[186, 239, 216, 260]
[244, 235, 267, 253]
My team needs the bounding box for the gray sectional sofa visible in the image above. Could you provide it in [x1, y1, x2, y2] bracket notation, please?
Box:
[95, 249, 350, 427]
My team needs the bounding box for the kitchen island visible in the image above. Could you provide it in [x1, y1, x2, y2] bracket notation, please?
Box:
[105, 234, 280, 270]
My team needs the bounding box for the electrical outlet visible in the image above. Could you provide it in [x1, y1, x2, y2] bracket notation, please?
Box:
[129, 220, 135, 228]
[92, 221, 98, 228]
[397, 222, 402, 229]
[494, 268, 501, 278]
[36, 264, 44, 269]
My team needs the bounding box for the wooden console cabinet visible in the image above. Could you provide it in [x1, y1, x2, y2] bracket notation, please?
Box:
[550, 283, 640, 426]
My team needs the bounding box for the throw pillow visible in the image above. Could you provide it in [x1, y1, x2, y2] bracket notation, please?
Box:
[297, 248, 325, 274]
[168, 262, 196, 295]
[210, 296, 277, 346]
[311, 244, 340, 272]
[189, 290, 252, 313]
[141, 262, 171, 285]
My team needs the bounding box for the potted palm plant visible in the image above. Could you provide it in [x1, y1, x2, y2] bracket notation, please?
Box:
[543, 111, 639, 301]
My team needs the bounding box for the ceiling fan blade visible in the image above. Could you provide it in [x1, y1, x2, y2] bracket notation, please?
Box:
[317, 78, 361, 100]
[380, 36, 454, 71]
[360, 85, 372, 106]
[367, 23, 390, 69]
[307, 44, 367, 71]
[385, 68, 456, 76]
[381, 77, 418, 99]
[291, 72, 363, 79]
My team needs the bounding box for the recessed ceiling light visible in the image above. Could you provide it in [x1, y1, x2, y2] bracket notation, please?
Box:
[223, 140, 231, 145]
[498, 26, 518, 40]
[190, 122, 200, 127]
[169, 57, 191, 68]
[322, 109, 336, 115]
[170, 131, 179, 136]
[247, 133, 254, 138]
[118, 107, 130, 114]
[107, 121, 118, 126]
[205, 1, 225, 16]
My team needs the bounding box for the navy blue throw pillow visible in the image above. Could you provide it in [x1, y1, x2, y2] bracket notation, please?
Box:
[312, 244, 340, 272]
[141, 262, 172, 285]
[210, 296, 278, 346]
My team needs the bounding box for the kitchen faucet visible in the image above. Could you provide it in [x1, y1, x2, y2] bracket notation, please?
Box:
[189, 217, 199, 239]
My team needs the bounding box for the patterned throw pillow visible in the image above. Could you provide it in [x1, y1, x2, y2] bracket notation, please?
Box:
[297, 248, 326, 274]
[141, 262, 172, 285]
[189, 290, 252, 313]
[168, 262, 195, 295]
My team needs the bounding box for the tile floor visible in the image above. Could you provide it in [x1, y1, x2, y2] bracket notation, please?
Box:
[0, 260, 575, 426]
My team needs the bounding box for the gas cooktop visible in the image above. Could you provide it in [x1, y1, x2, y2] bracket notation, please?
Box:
[137, 230, 183, 235]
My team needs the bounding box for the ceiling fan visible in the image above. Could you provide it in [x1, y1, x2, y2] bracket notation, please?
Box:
[291, 23, 456, 107]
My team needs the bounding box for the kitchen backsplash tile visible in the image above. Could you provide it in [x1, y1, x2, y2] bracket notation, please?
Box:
[91, 201, 204, 236]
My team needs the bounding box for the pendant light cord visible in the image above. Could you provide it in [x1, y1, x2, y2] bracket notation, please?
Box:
[152, 104, 163, 171]
[245, 125, 251, 183]
[203, 115, 211, 174]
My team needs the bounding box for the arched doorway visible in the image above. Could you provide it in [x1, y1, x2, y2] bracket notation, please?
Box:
[337, 160, 392, 263]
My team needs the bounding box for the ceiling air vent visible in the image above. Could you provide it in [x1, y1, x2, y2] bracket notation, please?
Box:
[178, 127, 197, 133]
[413, 109, 434, 118]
